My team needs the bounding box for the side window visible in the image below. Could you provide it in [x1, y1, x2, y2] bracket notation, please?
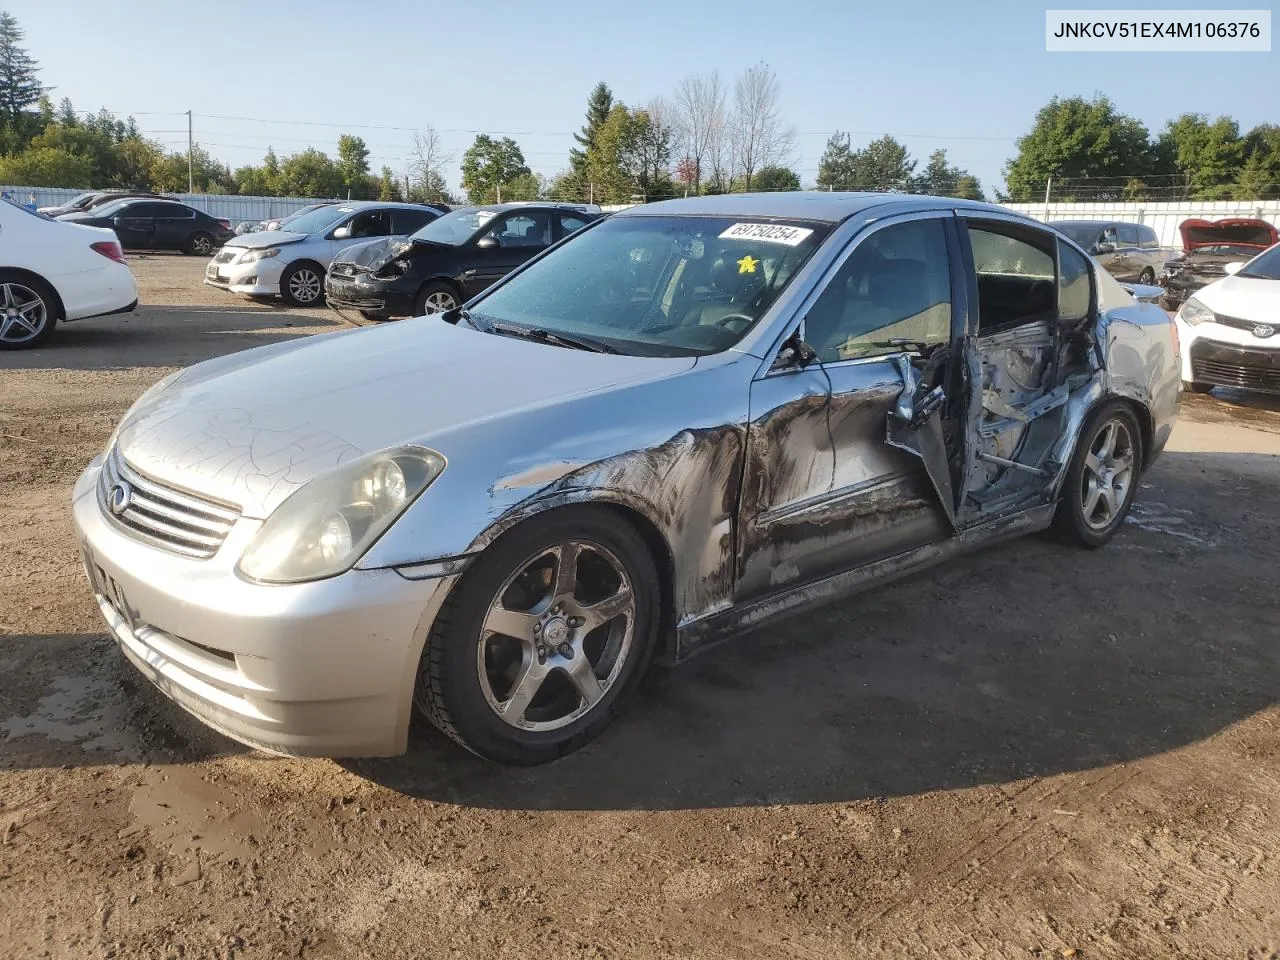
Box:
[495, 212, 551, 246]
[967, 225, 1056, 331]
[156, 204, 194, 219]
[348, 210, 391, 238]
[1117, 224, 1140, 246]
[392, 208, 435, 234]
[1139, 225, 1160, 248]
[558, 213, 591, 236]
[804, 218, 952, 363]
[122, 203, 162, 218]
[1058, 240, 1091, 322]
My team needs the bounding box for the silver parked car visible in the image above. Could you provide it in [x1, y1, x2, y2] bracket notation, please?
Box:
[73, 193, 1179, 765]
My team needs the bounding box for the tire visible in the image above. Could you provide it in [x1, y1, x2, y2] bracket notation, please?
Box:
[280, 261, 325, 307]
[186, 232, 215, 256]
[0, 271, 59, 350]
[414, 281, 459, 316]
[1052, 401, 1143, 549]
[1182, 381, 1214, 394]
[415, 506, 660, 765]
[1138, 267, 1155, 284]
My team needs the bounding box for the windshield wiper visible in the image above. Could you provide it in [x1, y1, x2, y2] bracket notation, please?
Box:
[490, 323, 617, 354]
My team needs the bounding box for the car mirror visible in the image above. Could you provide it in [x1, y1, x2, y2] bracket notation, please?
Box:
[1223, 261, 1243, 276]
[476, 235, 499, 250]
[772, 332, 818, 371]
[331, 225, 352, 240]
[1094, 242, 1115, 254]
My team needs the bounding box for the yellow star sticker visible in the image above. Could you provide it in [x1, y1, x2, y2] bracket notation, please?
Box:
[737, 254, 758, 274]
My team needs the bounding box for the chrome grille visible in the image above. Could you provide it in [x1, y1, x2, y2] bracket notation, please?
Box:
[97, 448, 241, 558]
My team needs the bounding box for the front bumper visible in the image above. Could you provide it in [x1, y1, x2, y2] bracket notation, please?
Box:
[72, 458, 453, 757]
[1187, 338, 1280, 394]
[325, 273, 415, 317]
[204, 254, 285, 297]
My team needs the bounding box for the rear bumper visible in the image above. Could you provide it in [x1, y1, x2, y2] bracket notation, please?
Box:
[1188, 339, 1280, 394]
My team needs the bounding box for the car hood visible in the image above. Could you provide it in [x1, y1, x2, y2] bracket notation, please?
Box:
[1178, 218, 1279, 252]
[1194, 273, 1280, 320]
[221, 230, 309, 250]
[114, 319, 697, 518]
[332, 236, 412, 270]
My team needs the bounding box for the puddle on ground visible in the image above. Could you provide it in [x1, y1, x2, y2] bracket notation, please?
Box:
[126, 765, 266, 862]
[1, 675, 141, 759]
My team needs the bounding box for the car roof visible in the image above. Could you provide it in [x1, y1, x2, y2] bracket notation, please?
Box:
[612, 191, 1011, 223]
[325, 200, 442, 211]
[457, 202, 600, 214]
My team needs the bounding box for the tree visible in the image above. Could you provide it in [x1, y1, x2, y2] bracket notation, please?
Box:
[275, 147, 344, 198]
[816, 131, 857, 190]
[729, 63, 795, 191]
[336, 134, 372, 198]
[1157, 113, 1244, 199]
[376, 165, 403, 201]
[569, 82, 613, 175]
[0, 12, 44, 145]
[750, 165, 801, 192]
[912, 148, 983, 199]
[234, 148, 281, 195]
[0, 146, 92, 186]
[409, 126, 454, 202]
[853, 135, 915, 192]
[1238, 124, 1280, 199]
[672, 71, 725, 194]
[587, 103, 640, 203]
[150, 144, 232, 193]
[460, 134, 530, 203]
[1003, 95, 1155, 201]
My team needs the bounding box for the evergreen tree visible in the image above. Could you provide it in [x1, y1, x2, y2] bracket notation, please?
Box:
[0, 11, 45, 149]
[569, 82, 613, 175]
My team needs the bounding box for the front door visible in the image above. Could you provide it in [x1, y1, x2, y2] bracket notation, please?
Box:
[736, 213, 961, 602]
[462, 211, 552, 298]
[112, 204, 157, 248]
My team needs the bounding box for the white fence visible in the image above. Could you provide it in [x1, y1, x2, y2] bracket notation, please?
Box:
[2, 185, 324, 223]
[1006, 200, 1280, 248]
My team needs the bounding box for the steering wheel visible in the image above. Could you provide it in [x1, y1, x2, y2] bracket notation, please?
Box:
[713, 313, 755, 334]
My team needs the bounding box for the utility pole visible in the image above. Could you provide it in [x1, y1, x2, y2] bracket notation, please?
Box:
[186, 110, 194, 194]
[1043, 176, 1052, 219]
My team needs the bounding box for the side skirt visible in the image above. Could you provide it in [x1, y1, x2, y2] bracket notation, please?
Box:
[674, 502, 1057, 662]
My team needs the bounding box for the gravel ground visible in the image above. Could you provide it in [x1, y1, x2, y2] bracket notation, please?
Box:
[1, 253, 1278, 960]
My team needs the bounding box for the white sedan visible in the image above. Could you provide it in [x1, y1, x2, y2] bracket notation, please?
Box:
[0, 195, 139, 350]
[1175, 242, 1280, 394]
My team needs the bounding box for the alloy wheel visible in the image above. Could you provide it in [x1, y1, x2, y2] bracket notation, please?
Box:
[1081, 418, 1135, 531]
[191, 234, 213, 255]
[288, 268, 322, 305]
[476, 540, 635, 732]
[424, 290, 457, 313]
[0, 282, 48, 345]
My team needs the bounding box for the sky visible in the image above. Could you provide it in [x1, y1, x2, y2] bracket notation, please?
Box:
[5, 0, 1278, 197]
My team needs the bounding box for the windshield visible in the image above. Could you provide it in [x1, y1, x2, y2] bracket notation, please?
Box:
[277, 205, 349, 235]
[469, 215, 830, 357]
[411, 207, 501, 246]
[65, 192, 98, 208]
[278, 202, 330, 225]
[1238, 245, 1280, 280]
[84, 199, 137, 219]
[1052, 223, 1103, 247]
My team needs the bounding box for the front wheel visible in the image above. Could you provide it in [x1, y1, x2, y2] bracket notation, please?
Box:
[280, 262, 325, 307]
[415, 507, 659, 765]
[1052, 401, 1143, 548]
[414, 281, 459, 316]
[0, 272, 58, 350]
[1138, 267, 1155, 284]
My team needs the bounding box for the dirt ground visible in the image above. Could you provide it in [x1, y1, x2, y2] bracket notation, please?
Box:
[2, 253, 1278, 960]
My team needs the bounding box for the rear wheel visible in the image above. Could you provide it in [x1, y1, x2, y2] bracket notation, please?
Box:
[415, 507, 659, 765]
[414, 281, 458, 316]
[186, 232, 215, 256]
[1138, 267, 1155, 284]
[280, 262, 325, 307]
[1053, 401, 1143, 548]
[0, 272, 58, 350]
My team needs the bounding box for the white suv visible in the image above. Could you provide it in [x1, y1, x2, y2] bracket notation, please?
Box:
[0, 195, 139, 350]
[204, 201, 445, 306]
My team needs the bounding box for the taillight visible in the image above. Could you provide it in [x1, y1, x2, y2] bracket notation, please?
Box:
[91, 241, 127, 265]
[218, 219, 231, 230]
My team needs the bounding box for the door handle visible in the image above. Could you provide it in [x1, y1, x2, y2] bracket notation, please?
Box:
[463, 269, 477, 278]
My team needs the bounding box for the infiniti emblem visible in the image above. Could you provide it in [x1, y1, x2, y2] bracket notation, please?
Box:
[1253, 324, 1276, 339]
[108, 481, 133, 516]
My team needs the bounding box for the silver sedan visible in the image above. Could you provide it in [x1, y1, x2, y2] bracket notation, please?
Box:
[72, 193, 1179, 765]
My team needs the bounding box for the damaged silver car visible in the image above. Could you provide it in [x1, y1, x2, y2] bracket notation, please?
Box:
[72, 194, 1179, 765]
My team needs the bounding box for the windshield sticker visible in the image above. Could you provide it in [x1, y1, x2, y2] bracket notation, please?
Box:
[719, 223, 813, 246]
[737, 254, 759, 274]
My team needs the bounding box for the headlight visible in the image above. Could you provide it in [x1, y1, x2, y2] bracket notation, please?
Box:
[1176, 297, 1215, 326]
[237, 446, 445, 583]
[239, 247, 280, 263]
[374, 259, 408, 279]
